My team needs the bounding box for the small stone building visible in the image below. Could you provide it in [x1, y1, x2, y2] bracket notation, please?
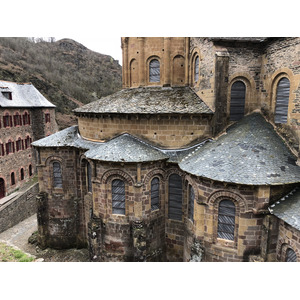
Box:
[0, 80, 57, 199]
[33, 37, 300, 262]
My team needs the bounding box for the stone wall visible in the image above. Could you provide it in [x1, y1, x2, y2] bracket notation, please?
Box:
[0, 182, 38, 233]
[77, 114, 212, 149]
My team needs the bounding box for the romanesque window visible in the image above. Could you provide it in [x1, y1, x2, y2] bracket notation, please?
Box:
[230, 81, 246, 121]
[188, 185, 195, 222]
[11, 172, 15, 186]
[217, 199, 236, 240]
[149, 59, 160, 83]
[168, 174, 183, 220]
[151, 177, 160, 211]
[53, 162, 62, 188]
[45, 113, 51, 123]
[87, 162, 92, 193]
[112, 179, 125, 215]
[23, 112, 30, 125]
[20, 168, 24, 181]
[285, 248, 297, 262]
[194, 56, 199, 83]
[6, 140, 14, 155]
[14, 113, 22, 126]
[16, 138, 22, 151]
[0, 143, 4, 156]
[275, 77, 290, 124]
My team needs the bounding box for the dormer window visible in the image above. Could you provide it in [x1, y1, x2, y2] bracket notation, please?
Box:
[2, 92, 12, 100]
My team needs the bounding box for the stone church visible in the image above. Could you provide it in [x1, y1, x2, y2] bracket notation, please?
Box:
[32, 37, 300, 262]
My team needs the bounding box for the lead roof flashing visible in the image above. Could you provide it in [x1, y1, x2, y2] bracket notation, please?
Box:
[74, 86, 213, 115]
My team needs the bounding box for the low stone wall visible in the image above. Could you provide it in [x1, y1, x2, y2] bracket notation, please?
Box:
[0, 182, 38, 233]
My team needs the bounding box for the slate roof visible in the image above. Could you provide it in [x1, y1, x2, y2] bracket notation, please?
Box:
[269, 187, 300, 231]
[74, 86, 213, 115]
[32, 126, 168, 163]
[0, 81, 55, 108]
[179, 113, 300, 185]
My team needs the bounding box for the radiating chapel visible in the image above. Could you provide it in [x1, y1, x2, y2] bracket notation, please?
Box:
[33, 37, 300, 262]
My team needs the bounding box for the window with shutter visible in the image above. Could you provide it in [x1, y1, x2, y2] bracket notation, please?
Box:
[275, 77, 290, 124]
[217, 199, 235, 240]
[188, 185, 195, 222]
[112, 179, 125, 215]
[285, 248, 297, 262]
[168, 174, 183, 220]
[151, 177, 160, 211]
[149, 59, 160, 83]
[194, 56, 199, 83]
[230, 81, 246, 121]
[53, 162, 62, 188]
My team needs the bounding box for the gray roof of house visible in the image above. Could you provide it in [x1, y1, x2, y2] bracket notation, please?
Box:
[269, 187, 300, 231]
[74, 86, 213, 115]
[179, 113, 300, 185]
[0, 81, 55, 108]
[32, 126, 168, 163]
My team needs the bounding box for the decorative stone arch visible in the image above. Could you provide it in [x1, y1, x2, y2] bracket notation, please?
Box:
[189, 47, 202, 87]
[270, 68, 294, 124]
[171, 54, 185, 86]
[146, 55, 161, 85]
[129, 58, 139, 87]
[143, 168, 166, 186]
[44, 155, 64, 190]
[207, 190, 248, 214]
[101, 169, 134, 186]
[45, 155, 63, 167]
[228, 73, 256, 117]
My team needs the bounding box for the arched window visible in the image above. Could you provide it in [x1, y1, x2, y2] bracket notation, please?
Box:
[25, 136, 32, 149]
[275, 77, 290, 124]
[23, 112, 30, 125]
[168, 174, 183, 220]
[3, 113, 12, 128]
[149, 59, 160, 82]
[87, 162, 92, 193]
[29, 164, 33, 176]
[286, 248, 297, 262]
[112, 179, 125, 215]
[16, 138, 22, 151]
[230, 81, 246, 121]
[151, 177, 160, 211]
[20, 168, 24, 181]
[53, 162, 62, 188]
[188, 185, 195, 222]
[14, 113, 21, 126]
[217, 199, 235, 240]
[194, 56, 199, 83]
[11, 172, 15, 186]
[0, 178, 5, 199]
[6, 140, 14, 155]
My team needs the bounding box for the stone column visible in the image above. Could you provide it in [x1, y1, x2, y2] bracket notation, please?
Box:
[138, 37, 145, 86]
[163, 37, 171, 86]
[121, 37, 129, 88]
[184, 37, 190, 86]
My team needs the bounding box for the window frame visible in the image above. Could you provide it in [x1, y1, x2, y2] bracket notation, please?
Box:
[52, 161, 63, 188]
[188, 185, 195, 222]
[111, 179, 126, 215]
[168, 173, 183, 221]
[217, 199, 236, 241]
[149, 58, 161, 83]
[151, 177, 160, 211]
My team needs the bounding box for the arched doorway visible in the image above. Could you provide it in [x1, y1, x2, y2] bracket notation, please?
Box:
[0, 178, 5, 199]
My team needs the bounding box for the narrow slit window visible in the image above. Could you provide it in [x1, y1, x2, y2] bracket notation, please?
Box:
[53, 162, 62, 188]
[188, 185, 195, 222]
[87, 162, 92, 193]
[149, 59, 160, 82]
[11, 172, 15, 185]
[194, 56, 199, 83]
[217, 199, 235, 241]
[151, 177, 160, 211]
[230, 81, 246, 121]
[168, 174, 183, 221]
[112, 179, 125, 215]
[275, 77, 290, 124]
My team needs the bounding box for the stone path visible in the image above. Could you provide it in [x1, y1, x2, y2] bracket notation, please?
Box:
[0, 214, 90, 262]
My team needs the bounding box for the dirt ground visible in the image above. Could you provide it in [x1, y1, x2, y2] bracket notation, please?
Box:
[0, 214, 90, 262]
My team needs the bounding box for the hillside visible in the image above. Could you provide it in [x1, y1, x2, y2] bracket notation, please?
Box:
[0, 37, 122, 129]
